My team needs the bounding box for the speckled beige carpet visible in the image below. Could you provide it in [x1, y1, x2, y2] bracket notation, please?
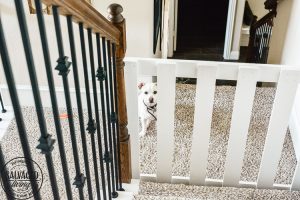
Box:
[0, 85, 298, 199]
[140, 85, 297, 185]
[134, 181, 300, 200]
[0, 107, 99, 199]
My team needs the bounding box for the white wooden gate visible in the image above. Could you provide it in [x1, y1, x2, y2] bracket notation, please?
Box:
[124, 58, 300, 190]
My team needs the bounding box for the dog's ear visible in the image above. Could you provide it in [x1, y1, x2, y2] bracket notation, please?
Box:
[138, 82, 145, 90]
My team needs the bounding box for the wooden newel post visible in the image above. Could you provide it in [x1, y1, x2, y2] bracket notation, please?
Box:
[108, 4, 132, 183]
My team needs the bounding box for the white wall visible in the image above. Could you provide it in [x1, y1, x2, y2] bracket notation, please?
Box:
[280, 0, 300, 160]
[94, 0, 160, 58]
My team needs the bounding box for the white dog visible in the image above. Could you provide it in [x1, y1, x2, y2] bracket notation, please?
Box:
[138, 82, 157, 136]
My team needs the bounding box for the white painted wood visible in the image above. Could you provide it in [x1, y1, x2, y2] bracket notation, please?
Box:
[172, 176, 190, 185]
[125, 57, 293, 83]
[124, 60, 140, 179]
[223, 0, 237, 59]
[173, 0, 178, 51]
[156, 62, 176, 183]
[291, 162, 300, 190]
[257, 69, 300, 188]
[162, 0, 171, 59]
[223, 66, 259, 187]
[205, 178, 223, 187]
[167, 0, 175, 58]
[140, 174, 157, 182]
[189, 65, 218, 185]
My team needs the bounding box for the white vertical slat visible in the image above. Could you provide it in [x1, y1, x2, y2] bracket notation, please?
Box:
[257, 69, 300, 188]
[223, 66, 259, 187]
[124, 60, 140, 179]
[189, 65, 217, 185]
[156, 62, 176, 183]
[291, 162, 300, 190]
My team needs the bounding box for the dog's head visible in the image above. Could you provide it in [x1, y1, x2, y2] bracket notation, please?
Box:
[138, 82, 157, 107]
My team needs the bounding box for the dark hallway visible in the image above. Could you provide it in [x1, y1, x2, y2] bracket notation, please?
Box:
[173, 0, 230, 61]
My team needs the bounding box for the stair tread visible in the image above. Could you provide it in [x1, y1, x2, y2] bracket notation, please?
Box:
[139, 182, 254, 200]
[138, 181, 300, 200]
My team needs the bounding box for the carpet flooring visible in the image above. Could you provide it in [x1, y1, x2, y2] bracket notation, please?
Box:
[0, 84, 297, 199]
[134, 181, 300, 200]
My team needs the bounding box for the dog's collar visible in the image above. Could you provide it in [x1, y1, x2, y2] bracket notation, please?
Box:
[143, 100, 157, 120]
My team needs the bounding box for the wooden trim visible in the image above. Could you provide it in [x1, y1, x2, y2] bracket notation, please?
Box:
[41, 0, 120, 44]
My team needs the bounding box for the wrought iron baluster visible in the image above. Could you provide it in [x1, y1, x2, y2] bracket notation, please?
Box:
[0, 17, 41, 200]
[34, 1, 73, 199]
[52, 6, 86, 199]
[77, 23, 95, 200]
[102, 37, 118, 198]
[96, 33, 113, 200]
[107, 40, 120, 191]
[14, 0, 59, 198]
[87, 28, 108, 200]
[112, 43, 124, 191]
[0, 145, 14, 199]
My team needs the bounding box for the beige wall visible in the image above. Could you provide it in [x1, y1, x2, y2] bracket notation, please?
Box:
[281, 0, 300, 115]
[245, 0, 293, 64]
[0, 0, 89, 87]
[94, 0, 160, 58]
[268, 0, 293, 64]
[247, 0, 268, 19]
[0, 0, 158, 86]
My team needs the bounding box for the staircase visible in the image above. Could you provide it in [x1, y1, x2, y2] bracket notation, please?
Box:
[134, 181, 300, 200]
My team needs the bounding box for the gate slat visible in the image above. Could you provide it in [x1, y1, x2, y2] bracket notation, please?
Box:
[124, 60, 140, 179]
[223, 66, 259, 187]
[189, 65, 217, 185]
[157, 62, 176, 183]
[292, 162, 300, 190]
[257, 69, 300, 188]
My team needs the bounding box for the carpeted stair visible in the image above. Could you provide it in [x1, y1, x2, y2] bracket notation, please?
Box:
[0, 84, 298, 199]
[140, 85, 297, 184]
[134, 181, 300, 200]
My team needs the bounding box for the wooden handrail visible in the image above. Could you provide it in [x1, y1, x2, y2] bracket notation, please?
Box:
[251, 10, 276, 30]
[41, 0, 121, 44]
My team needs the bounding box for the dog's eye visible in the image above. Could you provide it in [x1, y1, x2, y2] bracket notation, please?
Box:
[144, 91, 148, 95]
[153, 91, 157, 94]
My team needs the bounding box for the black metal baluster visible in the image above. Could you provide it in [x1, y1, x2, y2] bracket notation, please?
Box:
[0, 92, 6, 113]
[52, 6, 85, 199]
[13, 0, 59, 198]
[111, 43, 124, 191]
[87, 28, 107, 200]
[0, 17, 41, 200]
[106, 40, 120, 191]
[96, 34, 112, 200]
[77, 23, 95, 200]
[102, 37, 118, 198]
[34, 1, 73, 199]
[0, 145, 14, 199]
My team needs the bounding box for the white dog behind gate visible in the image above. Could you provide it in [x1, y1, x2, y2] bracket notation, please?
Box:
[138, 82, 157, 136]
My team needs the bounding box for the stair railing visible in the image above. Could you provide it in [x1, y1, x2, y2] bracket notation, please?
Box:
[0, 0, 130, 199]
[246, 0, 277, 63]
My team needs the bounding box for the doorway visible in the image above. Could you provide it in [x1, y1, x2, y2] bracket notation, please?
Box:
[173, 0, 230, 60]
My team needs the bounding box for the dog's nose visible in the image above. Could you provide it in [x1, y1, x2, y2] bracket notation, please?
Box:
[149, 97, 154, 103]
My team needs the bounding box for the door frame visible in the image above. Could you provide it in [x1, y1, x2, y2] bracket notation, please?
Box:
[163, 0, 245, 60]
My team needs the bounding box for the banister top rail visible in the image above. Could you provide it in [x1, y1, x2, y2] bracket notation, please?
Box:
[42, 0, 121, 44]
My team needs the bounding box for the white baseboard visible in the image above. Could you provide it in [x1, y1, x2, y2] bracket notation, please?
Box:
[0, 84, 100, 109]
[289, 107, 300, 161]
[229, 51, 240, 60]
